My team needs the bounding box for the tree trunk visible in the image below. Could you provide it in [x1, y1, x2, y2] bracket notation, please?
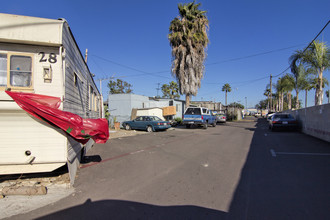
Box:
[316, 70, 324, 105]
[185, 95, 190, 108]
[296, 91, 299, 109]
[315, 87, 323, 106]
[281, 92, 284, 111]
[305, 90, 308, 108]
[225, 91, 227, 106]
[288, 92, 292, 110]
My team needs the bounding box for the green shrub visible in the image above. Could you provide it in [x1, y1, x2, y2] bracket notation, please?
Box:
[174, 117, 182, 125]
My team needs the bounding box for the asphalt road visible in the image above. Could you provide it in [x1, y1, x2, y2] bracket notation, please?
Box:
[9, 117, 330, 220]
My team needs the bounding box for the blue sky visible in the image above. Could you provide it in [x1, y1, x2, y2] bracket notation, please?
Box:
[2, 0, 330, 107]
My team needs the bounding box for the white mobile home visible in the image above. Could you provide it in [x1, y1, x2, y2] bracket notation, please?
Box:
[0, 13, 106, 184]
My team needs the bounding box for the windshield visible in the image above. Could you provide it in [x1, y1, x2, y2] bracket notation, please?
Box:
[184, 108, 201, 115]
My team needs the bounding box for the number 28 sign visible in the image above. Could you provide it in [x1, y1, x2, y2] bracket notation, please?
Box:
[38, 52, 57, 64]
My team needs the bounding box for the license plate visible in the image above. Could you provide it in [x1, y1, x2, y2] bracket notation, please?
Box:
[282, 121, 288, 124]
[164, 123, 167, 125]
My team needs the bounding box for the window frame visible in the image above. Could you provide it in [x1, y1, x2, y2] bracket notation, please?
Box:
[0, 52, 34, 91]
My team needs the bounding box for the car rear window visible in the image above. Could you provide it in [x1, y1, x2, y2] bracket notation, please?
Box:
[274, 114, 293, 119]
[150, 116, 162, 121]
[185, 108, 201, 115]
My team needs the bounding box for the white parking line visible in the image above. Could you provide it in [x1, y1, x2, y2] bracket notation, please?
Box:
[270, 149, 276, 157]
[270, 149, 330, 157]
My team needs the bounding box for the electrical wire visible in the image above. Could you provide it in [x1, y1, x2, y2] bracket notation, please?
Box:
[91, 44, 306, 81]
[273, 20, 330, 79]
[206, 44, 305, 66]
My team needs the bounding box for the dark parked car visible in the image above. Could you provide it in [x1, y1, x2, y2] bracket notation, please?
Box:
[122, 116, 171, 132]
[269, 113, 299, 131]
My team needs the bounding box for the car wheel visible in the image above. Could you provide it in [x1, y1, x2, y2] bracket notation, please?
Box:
[147, 126, 153, 132]
[203, 123, 208, 129]
[212, 121, 216, 127]
[125, 124, 131, 130]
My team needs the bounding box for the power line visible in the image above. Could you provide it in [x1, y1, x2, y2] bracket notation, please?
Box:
[273, 19, 330, 79]
[206, 44, 305, 66]
[90, 43, 305, 81]
[90, 54, 172, 79]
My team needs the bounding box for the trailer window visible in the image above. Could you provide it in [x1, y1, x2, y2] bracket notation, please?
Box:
[0, 53, 33, 90]
[0, 54, 7, 87]
[10, 55, 32, 87]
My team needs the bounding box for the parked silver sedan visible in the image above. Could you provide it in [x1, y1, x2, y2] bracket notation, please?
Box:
[216, 113, 226, 123]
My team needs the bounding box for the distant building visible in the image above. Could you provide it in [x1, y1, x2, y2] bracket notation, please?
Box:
[108, 94, 185, 124]
[190, 101, 223, 112]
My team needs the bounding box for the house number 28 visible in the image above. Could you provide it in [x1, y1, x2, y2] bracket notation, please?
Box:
[38, 52, 57, 64]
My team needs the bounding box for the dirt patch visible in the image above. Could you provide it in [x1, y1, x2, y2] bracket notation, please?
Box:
[108, 128, 148, 139]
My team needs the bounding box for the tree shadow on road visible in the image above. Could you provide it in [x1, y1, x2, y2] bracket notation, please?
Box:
[36, 199, 226, 220]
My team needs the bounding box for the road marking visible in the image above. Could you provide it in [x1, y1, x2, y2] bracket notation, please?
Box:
[202, 163, 209, 168]
[130, 150, 145, 154]
[270, 149, 330, 157]
[270, 149, 276, 157]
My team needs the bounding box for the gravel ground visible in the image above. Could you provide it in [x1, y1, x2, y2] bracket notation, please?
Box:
[108, 128, 149, 139]
[0, 172, 73, 219]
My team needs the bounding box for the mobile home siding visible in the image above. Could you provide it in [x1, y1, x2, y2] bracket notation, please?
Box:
[0, 14, 104, 182]
[61, 21, 100, 119]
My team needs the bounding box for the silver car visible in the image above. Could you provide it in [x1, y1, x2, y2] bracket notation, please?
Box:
[216, 113, 226, 123]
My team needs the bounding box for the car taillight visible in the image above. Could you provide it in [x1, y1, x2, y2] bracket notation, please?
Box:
[272, 121, 280, 124]
[201, 116, 204, 120]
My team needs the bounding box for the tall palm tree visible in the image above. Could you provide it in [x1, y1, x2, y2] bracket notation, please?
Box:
[301, 80, 313, 108]
[295, 41, 330, 105]
[290, 53, 309, 109]
[273, 78, 285, 111]
[222, 83, 231, 106]
[281, 74, 295, 110]
[169, 1, 209, 107]
[310, 77, 329, 103]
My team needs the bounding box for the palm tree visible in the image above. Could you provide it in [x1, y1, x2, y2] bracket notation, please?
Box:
[310, 77, 329, 104]
[222, 83, 231, 106]
[161, 81, 180, 99]
[273, 78, 285, 111]
[281, 74, 295, 110]
[263, 88, 271, 110]
[295, 41, 330, 105]
[290, 53, 309, 109]
[301, 80, 313, 108]
[168, 1, 209, 107]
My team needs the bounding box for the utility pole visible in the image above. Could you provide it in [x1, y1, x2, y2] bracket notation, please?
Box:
[270, 74, 272, 112]
[245, 96, 247, 111]
[84, 48, 88, 63]
[156, 83, 160, 97]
